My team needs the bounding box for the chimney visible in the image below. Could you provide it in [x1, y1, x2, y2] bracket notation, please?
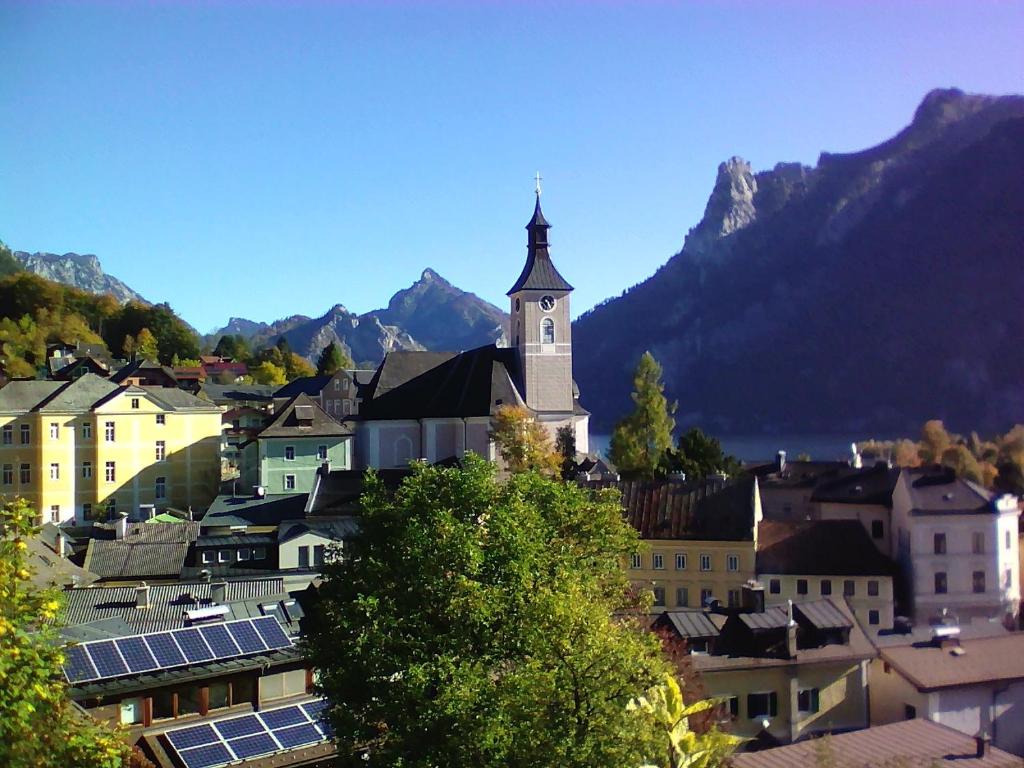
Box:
[742, 581, 765, 613]
[114, 512, 128, 540]
[56, 533, 67, 559]
[135, 582, 150, 609]
[775, 450, 787, 473]
[975, 731, 991, 758]
[319, 460, 331, 476]
[786, 599, 798, 659]
[850, 442, 862, 469]
[139, 504, 155, 521]
[210, 581, 227, 604]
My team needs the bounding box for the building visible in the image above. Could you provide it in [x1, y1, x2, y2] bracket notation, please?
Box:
[891, 467, 1020, 623]
[749, 452, 850, 521]
[756, 520, 898, 630]
[870, 632, 1024, 756]
[590, 476, 761, 610]
[729, 719, 1020, 767]
[0, 373, 222, 524]
[82, 518, 200, 582]
[810, 461, 900, 556]
[274, 368, 370, 420]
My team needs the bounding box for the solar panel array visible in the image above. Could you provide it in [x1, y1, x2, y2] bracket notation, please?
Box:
[63, 617, 292, 685]
[164, 698, 332, 768]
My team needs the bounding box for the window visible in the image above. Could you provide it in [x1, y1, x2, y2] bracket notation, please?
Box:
[154, 440, 166, 461]
[934, 532, 946, 554]
[104, 421, 115, 442]
[50, 422, 59, 439]
[156, 414, 165, 425]
[630, 553, 642, 569]
[105, 461, 116, 483]
[155, 476, 166, 499]
[797, 579, 808, 595]
[1007, 530, 1012, 550]
[904, 704, 916, 720]
[49, 463, 59, 480]
[820, 579, 832, 596]
[700, 588, 713, 606]
[1, 425, 11, 444]
[218, 550, 231, 563]
[541, 317, 555, 344]
[973, 531, 985, 555]
[209, 681, 229, 710]
[131, 398, 140, 409]
[82, 461, 92, 479]
[675, 587, 689, 607]
[935, 572, 947, 594]
[969, 570, 985, 593]
[797, 688, 820, 714]
[769, 578, 781, 595]
[1, 464, 11, 485]
[652, 587, 666, 606]
[202, 551, 214, 564]
[298, 546, 310, 569]
[871, 519, 884, 539]
[284, 446, 295, 461]
[727, 589, 741, 608]
[19, 464, 30, 484]
[284, 474, 296, 491]
[747, 692, 778, 719]
[699, 553, 712, 572]
[20, 424, 30, 444]
[152, 689, 174, 720]
[726, 554, 740, 572]
[82, 503, 92, 520]
[49, 505, 60, 523]
[869, 609, 881, 625]
[317, 445, 328, 461]
[314, 544, 326, 566]
[726, 696, 739, 718]
[334, 379, 342, 391]
[868, 580, 879, 596]
[674, 553, 687, 570]
[844, 580, 856, 597]
[82, 422, 92, 439]
[253, 547, 266, 561]
[238, 548, 251, 561]
[652, 553, 665, 570]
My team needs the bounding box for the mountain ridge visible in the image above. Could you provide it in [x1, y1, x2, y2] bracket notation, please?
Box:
[13, 251, 147, 304]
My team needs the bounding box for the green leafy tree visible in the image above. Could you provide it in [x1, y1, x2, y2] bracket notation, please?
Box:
[610, 352, 676, 479]
[490, 405, 561, 475]
[134, 327, 159, 361]
[316, 342, 352, 376]
[250, 360, 287, 385]
[662, 428, 741, 481]
[212, 334, 251, 362]
[286, 352, 315, 380]
[555, 424, 579, 480]
[1, 498, 129, 767]
[307, 457, 672, 768]
[0, 240, 21, 278]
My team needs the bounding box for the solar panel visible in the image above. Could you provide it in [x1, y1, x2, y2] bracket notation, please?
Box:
[214, 714, 264, 740]
[302, 699, 329, 719]
[115, 636, 159, 673]
[198, 624, 239, 657]
[62, 645, 98, 684]
[252, 616, 292, 649]
[86, 640, 129, 678]
[145, 632, 187, 667]
[273, 723, 322, 749]
[259, 705, 307, 730]
[175, 628, 215, 662]
[177, 743, 233, 768]
[226, 619, 266, 654]
[227, 733, 278, 760]
[166, 723, 220, 751]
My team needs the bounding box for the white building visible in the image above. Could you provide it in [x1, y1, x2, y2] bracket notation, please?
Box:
[891, 468, 1020, 624]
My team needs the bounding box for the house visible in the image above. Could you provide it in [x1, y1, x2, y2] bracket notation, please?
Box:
[221, 406, 268, 477]
[0, 373, 222, 524]
[240, 394, 354, 494]
[869, 632, 1024, 756]
[756, 520, 898, 630]
[187, 532, 280, 577]
[274, 368, 371, 420]
[52, 355, 112, 381]
[200, 492, 310, 535]
[810, 461, 900, 555]
[651, 608, 723, 654]
[277, 518, 359, 570]
[749, 452, 851, 521]
[729, 719, 1020, 767]
[111, 358, 179, 388]
[891, 467, 1020, 623]
[588, 475, 761, 610]
[82, 518, 200, 582]
[197, 382, 276, 409]
[201, 358, 248, 383]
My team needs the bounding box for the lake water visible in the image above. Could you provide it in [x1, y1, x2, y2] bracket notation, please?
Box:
[588, 433, 866, 463]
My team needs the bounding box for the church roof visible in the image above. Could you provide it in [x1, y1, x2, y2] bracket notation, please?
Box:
[507, 197, 574, 295]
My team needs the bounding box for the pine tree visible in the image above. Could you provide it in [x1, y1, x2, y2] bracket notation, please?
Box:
[609, 352, 676, 479]
[316, 342, 352, 376]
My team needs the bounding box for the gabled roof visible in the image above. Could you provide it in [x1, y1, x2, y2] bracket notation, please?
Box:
[203, 493, 310, 529]
[274, 375, 332, 399]
[756, 520, 898, 577]
[257, 394, 353, 439]
[306, 467, 414, 515]
[83, 521, 201, 579]
[655, 609, 722, 640]
[199, 382, 276, 403]
[279, 517, 361, 544]
[900, 467, 998, 515]
[110, 358, 178, 384]
[810, 461, 900, 505]
[0, 379, 64, 412]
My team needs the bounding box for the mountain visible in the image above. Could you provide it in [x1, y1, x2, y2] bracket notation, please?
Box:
[573, 89, 1024, 437]
[209, 269, 508, 366]
[13, 251, 146, 304]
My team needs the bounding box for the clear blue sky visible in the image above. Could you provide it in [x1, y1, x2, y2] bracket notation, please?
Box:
[2, 1, 1021, 333]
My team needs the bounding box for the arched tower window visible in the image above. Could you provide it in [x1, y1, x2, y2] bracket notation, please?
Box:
[394, 435, 414, 467]
[541, 318, 555, 344]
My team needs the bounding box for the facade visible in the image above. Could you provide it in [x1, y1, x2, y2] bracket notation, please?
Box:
[891, 467, 1020, 623]
[810, 461, 899, 556]
[0, 374, 221, 524]
[275, 368, 369, 420]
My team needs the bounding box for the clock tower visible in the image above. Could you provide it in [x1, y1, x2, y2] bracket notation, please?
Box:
[507, 188, 575, 415]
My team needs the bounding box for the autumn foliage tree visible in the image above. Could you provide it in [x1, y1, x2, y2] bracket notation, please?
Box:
[490, 405, 561, 475]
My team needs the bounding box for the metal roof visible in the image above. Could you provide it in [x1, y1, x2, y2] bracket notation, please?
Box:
[795, 599, 853, 630]
[738, 606, 790, 631]
[661, 610, 721, 639]
[83, 522, 200, 580]
[880, 633, 1024, 691]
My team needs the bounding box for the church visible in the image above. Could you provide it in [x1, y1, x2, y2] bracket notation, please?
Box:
[351, 191, 590, 469]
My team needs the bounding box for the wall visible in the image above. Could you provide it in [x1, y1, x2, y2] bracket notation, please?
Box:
[817, 502, 891, 555]
[513, 287, 574, 414]
[631, 539, 756, 610]
[259, 436, 351, 493]
[867, 656, 930, 725]
[278, 530, 339, 570]
[760, 573, 894, 630]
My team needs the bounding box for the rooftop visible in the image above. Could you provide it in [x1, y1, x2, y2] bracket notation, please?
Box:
[810, 461, 900, 505]
[900, 467, 1001, 515]
[202, 493, 309, 529]
[256, 393, 352, 439]
[83, 521, 200, 580]
[880, 633, 1024, 691]
[756, 520, 898, 577]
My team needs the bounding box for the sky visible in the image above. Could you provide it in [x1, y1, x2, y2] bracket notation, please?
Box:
[2, 1, 1022, 333]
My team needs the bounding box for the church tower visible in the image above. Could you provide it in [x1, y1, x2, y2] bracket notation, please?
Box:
[508, 186, 575, 415]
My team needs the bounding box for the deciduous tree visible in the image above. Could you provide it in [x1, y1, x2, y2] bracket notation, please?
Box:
[662, 428, 741, 481]
[134, 327, 159, 361]
[490, 405, 561, 475]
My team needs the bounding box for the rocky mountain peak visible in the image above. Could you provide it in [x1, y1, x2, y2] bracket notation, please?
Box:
[680, 156, 759, 259]
[13, 250, 146, 304]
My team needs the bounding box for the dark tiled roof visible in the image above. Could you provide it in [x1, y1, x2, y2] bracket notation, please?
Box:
[110, 359, 178, 384]
[880, 634, 1024, 691]
[274, 375, 332, 398]
[361, 344, 524, 420]
[36, 373, 121, 411]
[810, 462, 900, 505]
[507, 198, 573, 294]
[901, 467, 997, 515]
[202, 494, 309, 529]
[748, 460, 850, 489]
[656, 610, 722, 639]
[198, 382, 276, 403]
[143, 386, 221, 411]
[83, 522, 201, 579]
[306, 467, 413, 515]
[586, 476, 758, 542]
[756, 520, 898, 577]
[0, 379, 64, 411]
[257, 394, 352, 438]
[27, 535, 98, 589]
[279, 517, 360, 544]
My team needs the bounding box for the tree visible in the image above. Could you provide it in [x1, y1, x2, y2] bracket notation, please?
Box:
[307, 457, 674, 768]
[1, 498, 129, 767]
[918, 420, 952, 464]
[555, 424, 578, 480]
[121, 334, 136, 359]
[609, 352, 676, 479]
[662, 428, 741, 481]
[490, 405, 561, 475]
[286, 352, 315, 380]
[134, 327, 159, 361]
[250, 360, 287, 385]
[0, 240, 21, 278]
[212, 334, 250, 362]
[316, 342, 352, 376]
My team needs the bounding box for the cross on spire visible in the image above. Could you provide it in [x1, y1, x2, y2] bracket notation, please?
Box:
[534, 171, 542, 198]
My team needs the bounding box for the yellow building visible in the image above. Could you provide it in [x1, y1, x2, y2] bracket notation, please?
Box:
[587, 476, 762, 610]
[0, 374, 221, 524]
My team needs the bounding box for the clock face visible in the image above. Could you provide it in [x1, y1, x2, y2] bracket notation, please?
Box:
[540, 295, 556, 312]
